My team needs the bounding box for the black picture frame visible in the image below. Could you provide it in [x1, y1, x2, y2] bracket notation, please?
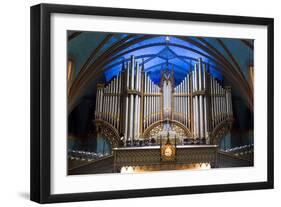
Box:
[30, 3, 274, 204]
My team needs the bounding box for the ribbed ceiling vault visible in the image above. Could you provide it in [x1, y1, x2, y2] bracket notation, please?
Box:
[67, 32, 253, 113]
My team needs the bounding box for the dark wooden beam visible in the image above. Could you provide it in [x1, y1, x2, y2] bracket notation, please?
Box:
[241, 39, 254, 50]
[68, 31, 82, 41]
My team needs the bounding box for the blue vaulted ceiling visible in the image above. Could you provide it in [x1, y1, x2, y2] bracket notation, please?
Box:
[67, 31, 253, 109]
[68, 32, 253, 86]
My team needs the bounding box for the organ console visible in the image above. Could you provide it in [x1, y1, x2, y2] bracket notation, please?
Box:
[94, 56, 233, 146]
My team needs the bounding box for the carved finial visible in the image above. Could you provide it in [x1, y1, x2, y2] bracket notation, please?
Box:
[165, 36, 170, 44]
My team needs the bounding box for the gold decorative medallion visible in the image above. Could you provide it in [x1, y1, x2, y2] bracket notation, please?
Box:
[161, 133, 176, 161]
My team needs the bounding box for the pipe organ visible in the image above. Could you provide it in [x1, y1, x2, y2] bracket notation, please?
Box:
[94, 56, 233, 145]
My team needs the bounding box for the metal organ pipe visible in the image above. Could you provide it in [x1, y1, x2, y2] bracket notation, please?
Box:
[95, 90, 99, 119]
[101, 87, 104, 120]
[183, 77, 185, 126]
[111, 79, 114, 124]
[176, 83, 178, 120]
[124, 63, 130, 143]
[210, 78, 214, 129]
[224, 89, 227, 118]
[96, 89, 100, 119]
[219, 84, 222, 123]
[111, 78, 115, 126]
[178, 82, 180, 122]
[110, 79, 113, 126]
[228, 88, 233, 116]
[217, 83, 220, 124]
[108, 81, 112, 123]
[151, 80, 153, 124]
[114, 78, 117, 126]
[225, 90, 228, 116]
[155, 86, 160, 121]
[154, 85, 156, 123]
[179, 81, 182, 121]
[224, 88, 226, 120]
[146, 78, 149, 126]
[221, 86, 224, 122]
[105, 85, 109, 121]
[150, 79, 152, 124]
[187, 75, 190, 129]
[193, 65, 197, 138]
[107, 85, 110, 122]
[103, 86, 107, 121]
[198, 60, 204, 140]
[144, 74, 147, 129]
[212, 79, 215, 127]
[226, 91, 229, 116]
[180, 80, 183, 124]
[136, 64, 141, 138]
[155, 87, 157, 122]
[129, 58, 135, 141]
[158, 87, 160, 120]
[148, 76, 150, 126]
[173, 87, 176, 120]
[134, 64, 139, 139]
[183, 78, 186, 125]
[115, 77, 118, 128]
[226, 89, 231, 116]
[203, 64, 208, 142]
[135, 67, 138, 134]
[211, 78, 214, 127]
[151, 84, 153, 123]
[131, 57, 135, 90]
[220, 86, 223, 122]
[154, 87, 157, 122]
[196, 65, 200, 139]
[116, 74, 121, 131]
[186, 76, 189, 127]
[152, 80, 154, 123]
[223, 89, 227, 119]
[221, 87, 224, 121]
[95, 90, 101, 119]
[112, 78, 117, 128]
[148, 79, 151, 126]
[178, 85, 180, 121]
[192, 70, 196, 138]
[99, 89, 102, 119]
[217, 82, 220, 123]
[229, 91, 232, 116]
[214, 81, 218, 125]
[177, 86, 179, 120]
[219, 85, 222, 123]
[152, 84, 155, 123]
[226, 90, 230, 116]
[184, 79, 186, 125]
[155, 85, 158, 122]
[222, 89, 225, 119]
[214, 80, 217, 127]
[214, 79, 218, 127]
[175, 87, 177, 120]
[102, 86, 105, 120]
[216, 81, 220, 124]
[153, 86, 155, 123]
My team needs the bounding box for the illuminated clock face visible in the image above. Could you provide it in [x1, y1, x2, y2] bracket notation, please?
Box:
[164, 147, 173, 157]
